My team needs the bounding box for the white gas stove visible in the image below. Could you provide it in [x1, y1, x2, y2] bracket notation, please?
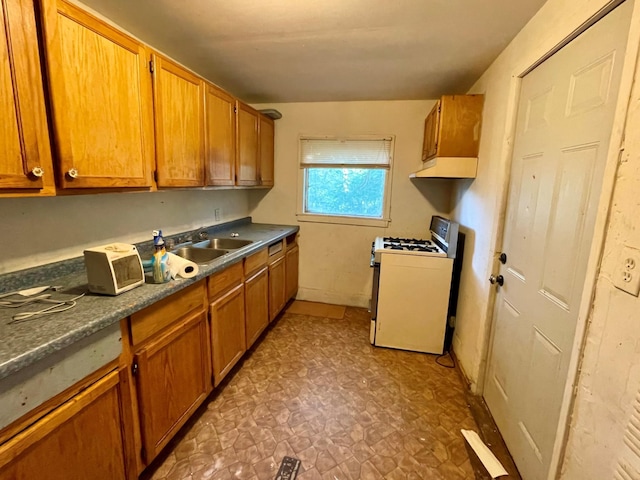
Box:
[369, 216, 464, 354]
[372, 236, 446, 263]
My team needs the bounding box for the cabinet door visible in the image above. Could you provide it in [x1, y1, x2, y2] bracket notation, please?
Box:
[236, 102, 259, 186]
[0, 0, 54, 195]
[422, 100, 440, 161]
[285, 245, 299, 301]
[245, 267, 269, 349]
[39, 0, 154, 189]
[205, 83, 236, 186]
[134, 310, 211, 462]
[210, 283, 246, 386]
[269, 255, 286, 322]
[258, 115, 274, 187]
[437, 95, 484, 158]
[153, 54, 205, 187]
[0, 370, 128, 479]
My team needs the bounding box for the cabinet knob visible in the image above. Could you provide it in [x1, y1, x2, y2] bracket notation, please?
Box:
[67, 168, 79, 179]
[30, 166, 44, 178]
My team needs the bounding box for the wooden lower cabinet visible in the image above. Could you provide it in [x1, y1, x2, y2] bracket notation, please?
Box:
[0, 370, 128, 479]
[269, 255, 286, 321]
[285, 245, 299, 301]
[134, 310, 210, 462]
[245, 266, 269, 349]
[210, 283, 246, 386]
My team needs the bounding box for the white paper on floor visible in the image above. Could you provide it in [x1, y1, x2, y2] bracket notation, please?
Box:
[461, 429, 509, 478]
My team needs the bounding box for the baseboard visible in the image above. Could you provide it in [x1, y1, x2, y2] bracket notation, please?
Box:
[295, 287, 369, 308]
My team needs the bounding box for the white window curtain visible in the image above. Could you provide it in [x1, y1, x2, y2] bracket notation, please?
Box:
[300, 137, 393, 168]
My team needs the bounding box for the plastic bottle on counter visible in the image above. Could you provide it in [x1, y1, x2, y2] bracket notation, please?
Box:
[151, 229, 171, 283]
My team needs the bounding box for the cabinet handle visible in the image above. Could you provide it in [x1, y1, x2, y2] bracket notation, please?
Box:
[67, 168, 79, 179]
[30, 166, 44, 178]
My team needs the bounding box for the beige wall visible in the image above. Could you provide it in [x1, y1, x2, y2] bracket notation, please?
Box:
[249, 100, 452, 307]
[0, 190, 250, 273]
[451, 0, 637, 387]
[451, 0, 640, 476]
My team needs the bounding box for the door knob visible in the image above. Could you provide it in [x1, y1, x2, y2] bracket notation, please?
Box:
[499, 253, 507, 264]
[489, 275, 504, 286]
[30, 166, 44, 178]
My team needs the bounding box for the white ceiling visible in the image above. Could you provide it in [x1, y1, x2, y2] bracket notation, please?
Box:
[77, 0, 547, 103]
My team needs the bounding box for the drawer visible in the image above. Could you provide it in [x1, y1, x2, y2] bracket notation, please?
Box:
[267, 240, 285, 264]
[130, 280, 206, 346]
[208, 261, 243, 300]
[244, 248, 267, 276]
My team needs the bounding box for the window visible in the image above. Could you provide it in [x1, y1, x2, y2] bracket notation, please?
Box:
[298, 136, 394, 227]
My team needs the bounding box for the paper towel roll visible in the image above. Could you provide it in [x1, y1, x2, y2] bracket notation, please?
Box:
[166, 252, 199, 279]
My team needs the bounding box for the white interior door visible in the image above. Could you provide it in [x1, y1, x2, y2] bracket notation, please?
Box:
[484, 3, 632, 479]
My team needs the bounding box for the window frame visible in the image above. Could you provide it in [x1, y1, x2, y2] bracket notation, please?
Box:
[296, 135, 394, 227]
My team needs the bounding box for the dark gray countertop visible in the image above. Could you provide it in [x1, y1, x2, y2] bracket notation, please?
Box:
[0, 219, 298, 381]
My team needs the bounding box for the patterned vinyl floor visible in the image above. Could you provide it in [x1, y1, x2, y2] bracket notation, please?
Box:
[144, 303, 479, 479]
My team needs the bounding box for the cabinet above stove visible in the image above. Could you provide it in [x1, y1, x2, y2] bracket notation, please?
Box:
[410, 94, 484, 179]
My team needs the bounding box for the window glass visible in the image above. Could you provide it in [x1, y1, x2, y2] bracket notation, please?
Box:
[305, 168, 386, 218]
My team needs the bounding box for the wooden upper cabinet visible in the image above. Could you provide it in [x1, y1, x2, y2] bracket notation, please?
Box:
[205, 83, 236, 186]
[153, 54, 205, 187]
[39, 0, 154, 189]
[421, 95, 484, 161]
[422, 102, 440, 161]
[236, 102, 259, 186]
[258, 115, 274, 187]
[0, 0, 54, 195]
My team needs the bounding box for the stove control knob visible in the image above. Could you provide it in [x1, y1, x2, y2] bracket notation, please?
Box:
[489, 275, 504, 287]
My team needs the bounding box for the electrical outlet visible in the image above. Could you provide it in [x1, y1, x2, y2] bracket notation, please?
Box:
[214, 208, 221, 222]
[614, 246, 640, 296]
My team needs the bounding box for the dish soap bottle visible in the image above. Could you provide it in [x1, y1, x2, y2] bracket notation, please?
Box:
[151, 230, 170, 283]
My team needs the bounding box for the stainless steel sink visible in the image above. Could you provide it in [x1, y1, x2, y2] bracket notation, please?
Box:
[196, 238, 253, 249]
[173, 247, 227, 264]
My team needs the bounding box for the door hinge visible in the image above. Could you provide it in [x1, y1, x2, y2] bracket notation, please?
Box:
[149, 60, 154, 73]
[132, 362, 139, 377]
[234, 105, 237, 113]
[153, 171, 158, 183]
